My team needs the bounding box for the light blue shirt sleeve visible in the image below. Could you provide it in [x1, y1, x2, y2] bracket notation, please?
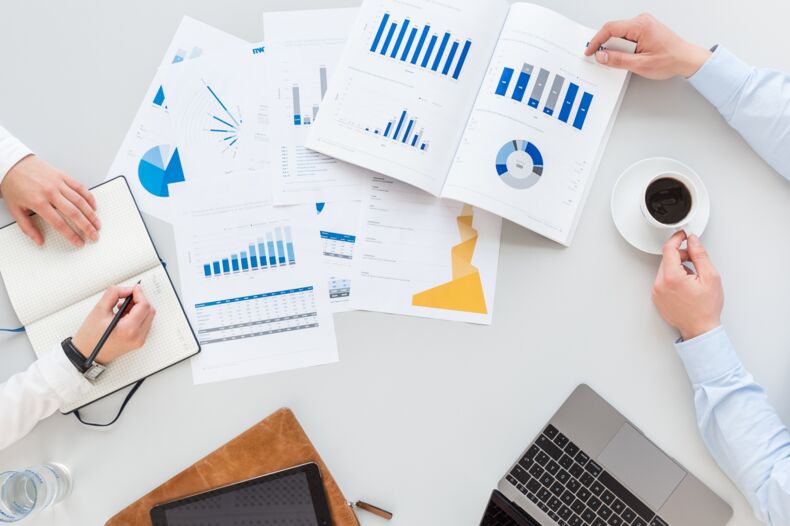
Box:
[676, 326, 790, 525]
[688, 46, 790, 181]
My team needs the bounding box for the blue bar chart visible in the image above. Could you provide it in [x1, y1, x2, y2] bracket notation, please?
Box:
[202, 225, 296, 278]
[364, 108, 430, 151]
[493, 63, 595, 131]
[292, 65, 329, 126]
[369, 12, 472, 80]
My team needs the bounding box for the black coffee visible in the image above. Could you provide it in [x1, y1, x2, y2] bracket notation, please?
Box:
[645, 177, 693, 224]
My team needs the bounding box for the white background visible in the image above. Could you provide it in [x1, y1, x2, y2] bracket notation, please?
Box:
[1, 1, 789, 525]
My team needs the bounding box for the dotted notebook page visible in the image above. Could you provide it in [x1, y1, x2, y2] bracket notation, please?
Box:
[26, 265, 198, 413]
[0, 177, 159, 325]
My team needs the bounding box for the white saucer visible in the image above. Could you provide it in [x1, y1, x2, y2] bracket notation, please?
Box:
[611, 157, 710, 255]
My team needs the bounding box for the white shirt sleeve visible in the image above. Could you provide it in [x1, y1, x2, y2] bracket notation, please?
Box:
[688, 46, 790, 181]
[0, 126, 33, 188]
[0, 344, 91, 451]
[676, 326, 790, 525]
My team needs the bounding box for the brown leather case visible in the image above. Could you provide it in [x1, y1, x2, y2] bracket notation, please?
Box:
[105, 408, 359, 526]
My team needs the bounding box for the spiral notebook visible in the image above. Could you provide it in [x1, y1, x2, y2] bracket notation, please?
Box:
[0, 176, 200, 413]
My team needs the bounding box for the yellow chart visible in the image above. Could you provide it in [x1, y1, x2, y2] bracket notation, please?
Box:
[412, 204, 488, 314]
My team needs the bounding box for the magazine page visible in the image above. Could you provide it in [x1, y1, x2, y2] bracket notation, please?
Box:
[305, 0, 510, 196]
[442, 3, 631, 245]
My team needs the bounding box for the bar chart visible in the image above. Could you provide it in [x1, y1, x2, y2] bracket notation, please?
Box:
[201, 225, 296, 278]
[292, 65, 329, 126]
[193, 286, 319, 345]
[369, 12, 472, 81]
[494, 63, 594, 131]
[364, 108, 431, 151]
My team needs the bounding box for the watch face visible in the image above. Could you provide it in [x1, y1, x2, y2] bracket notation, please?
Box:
[84, 364, 106, 381]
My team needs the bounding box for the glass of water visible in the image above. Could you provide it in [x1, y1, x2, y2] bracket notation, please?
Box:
[0, 463, 72, 522]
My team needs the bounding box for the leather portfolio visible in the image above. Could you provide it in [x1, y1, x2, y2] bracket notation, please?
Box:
[105, 407, 359, 525]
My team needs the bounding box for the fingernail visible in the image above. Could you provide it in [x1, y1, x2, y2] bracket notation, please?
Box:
[689, 235, 700, 246]
[596, 51, 608, 64]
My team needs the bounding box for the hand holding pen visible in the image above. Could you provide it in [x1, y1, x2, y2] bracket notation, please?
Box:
[72, 283, 156, 364]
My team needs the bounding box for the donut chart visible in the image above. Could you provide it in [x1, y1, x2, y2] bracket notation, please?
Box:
[495, 140, 544, 189]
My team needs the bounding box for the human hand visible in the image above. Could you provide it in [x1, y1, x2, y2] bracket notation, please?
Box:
[0, 156, 100, 247]
[72, 285, 156, 364]
[584, 13, 711, 79]
[652, 231, 723, 341]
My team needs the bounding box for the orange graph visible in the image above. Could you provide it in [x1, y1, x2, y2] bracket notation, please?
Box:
[412, 204, 487, 314]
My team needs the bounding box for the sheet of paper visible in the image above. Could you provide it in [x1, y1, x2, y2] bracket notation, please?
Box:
[441, 4, 631, 245]
[260, 8, 369, 205]
[171, 175, 338, 384]
[305, 0, 510, 196]
[106, 17, 249, 222]
[315, 201, 360, 312]
[163, 42, 268, 180]
[352, 176, 501, 324]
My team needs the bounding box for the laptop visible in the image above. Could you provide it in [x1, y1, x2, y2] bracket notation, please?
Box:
[481, 384, 732, 526]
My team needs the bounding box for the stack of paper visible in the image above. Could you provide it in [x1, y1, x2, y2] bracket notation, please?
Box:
[106, 0, 630, 384]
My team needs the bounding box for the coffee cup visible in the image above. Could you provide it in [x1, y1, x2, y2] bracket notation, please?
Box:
[639, 172, 698, 230]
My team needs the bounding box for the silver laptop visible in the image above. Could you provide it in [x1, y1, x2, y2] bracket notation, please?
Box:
[489, 384, 732, 526]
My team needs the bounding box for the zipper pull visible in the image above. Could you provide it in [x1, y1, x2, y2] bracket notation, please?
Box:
[349, 500, 393, 520]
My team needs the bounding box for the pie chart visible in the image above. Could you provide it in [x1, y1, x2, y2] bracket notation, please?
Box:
[495, 140, 544, 189]
[138, 145, 185, 197]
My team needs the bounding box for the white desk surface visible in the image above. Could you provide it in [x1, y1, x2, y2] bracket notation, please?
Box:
[2, 1, 790, 525]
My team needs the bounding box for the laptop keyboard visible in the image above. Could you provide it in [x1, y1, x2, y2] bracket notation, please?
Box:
[506, 425, 669, 526]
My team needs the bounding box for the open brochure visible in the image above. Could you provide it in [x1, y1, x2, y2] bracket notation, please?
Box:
[306, 0, 633, 245]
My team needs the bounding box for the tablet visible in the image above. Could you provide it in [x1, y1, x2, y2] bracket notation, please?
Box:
[150, 463, 333, 526]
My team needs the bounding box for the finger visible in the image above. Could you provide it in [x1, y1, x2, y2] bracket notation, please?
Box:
[658, 231, 688, 277]
[98, 286, 134, 312]
[10, 208, 43, 246]
[53, 193, 99, 242]
[595, 50, 646, 72]
[37, 204, 84, 247]
[687, 235, 718, 279]
[585, 19, 638, 55]
[61, 184, 101, 233]
[679, 249, 689, 263]
[63, 175, 97, 210]
[124, 287, 152, 326]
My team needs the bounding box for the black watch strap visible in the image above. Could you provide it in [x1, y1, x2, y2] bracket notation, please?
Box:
[61, 337, 89, 373]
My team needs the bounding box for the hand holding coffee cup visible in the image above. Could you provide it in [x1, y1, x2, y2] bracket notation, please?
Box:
[641, 172, 698, 231]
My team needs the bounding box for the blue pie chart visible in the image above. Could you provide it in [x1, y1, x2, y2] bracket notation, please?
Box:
[138, 145, 185, 197]
[495, 140, 544, 190]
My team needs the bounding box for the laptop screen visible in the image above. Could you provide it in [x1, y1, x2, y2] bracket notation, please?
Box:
[480, 490, 540, 526]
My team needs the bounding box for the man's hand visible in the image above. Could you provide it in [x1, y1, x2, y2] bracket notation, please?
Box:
[72, 285, 156, 364]
[652, 231, 724, 340]
[585, 13, 711, 79]
[0, 156, 101, 247]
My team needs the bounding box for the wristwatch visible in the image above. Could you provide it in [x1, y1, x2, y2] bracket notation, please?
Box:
[61, 337, 106, 381]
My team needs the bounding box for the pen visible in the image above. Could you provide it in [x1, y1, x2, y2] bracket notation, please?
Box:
[84, 280, 142, 368]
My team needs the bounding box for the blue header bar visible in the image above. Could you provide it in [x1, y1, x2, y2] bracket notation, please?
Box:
[195, 286, 314, 308]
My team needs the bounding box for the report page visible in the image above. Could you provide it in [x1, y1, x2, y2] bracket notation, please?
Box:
[306, 0, 510, 196]
[442, 3, 630, 245]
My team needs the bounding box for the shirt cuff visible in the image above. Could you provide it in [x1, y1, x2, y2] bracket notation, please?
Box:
[688, 46, 752, 111]
[36, 344, 92, 406]
[0, 134, 33, 186]
[675, 326, 743, 384]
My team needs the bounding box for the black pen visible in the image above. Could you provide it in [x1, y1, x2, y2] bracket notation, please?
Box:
[84, 280, 141, 368]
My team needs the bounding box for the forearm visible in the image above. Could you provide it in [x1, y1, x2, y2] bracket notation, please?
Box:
[677, 327, 790, 524]
[0, 126, 33, 188]
[688, 47, 790, 181]
[0, 344, 90, 450]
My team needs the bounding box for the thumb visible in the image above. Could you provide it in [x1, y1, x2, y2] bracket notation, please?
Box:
[97, 286, 133, 312]
[595, 50, 643, 72]
[687, 235, 718, 278]
[11, 208, 44, 246]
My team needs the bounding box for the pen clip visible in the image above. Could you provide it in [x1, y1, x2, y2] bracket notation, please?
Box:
[349, 500, 393, 520]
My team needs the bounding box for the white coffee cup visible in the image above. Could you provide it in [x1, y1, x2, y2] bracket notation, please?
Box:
[639, 171, 698, 230]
